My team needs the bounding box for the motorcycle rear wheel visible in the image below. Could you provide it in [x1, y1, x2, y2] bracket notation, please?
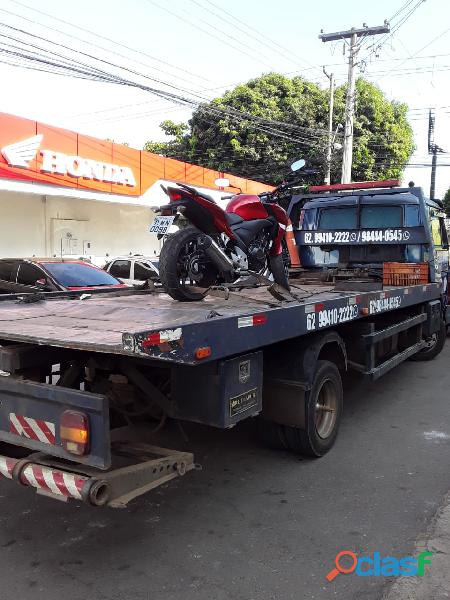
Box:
[159, 227, 217, 301]
[269, 253, 290, 290]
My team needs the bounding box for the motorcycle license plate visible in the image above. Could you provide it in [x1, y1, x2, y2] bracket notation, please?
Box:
[149, 216, 175, 235]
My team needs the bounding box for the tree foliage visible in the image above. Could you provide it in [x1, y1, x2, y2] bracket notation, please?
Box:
[144, 73, 414, 185]
[443, 188, 450, 216]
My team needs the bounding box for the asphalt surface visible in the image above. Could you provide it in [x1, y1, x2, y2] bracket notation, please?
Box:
[1, 342, 450, 600]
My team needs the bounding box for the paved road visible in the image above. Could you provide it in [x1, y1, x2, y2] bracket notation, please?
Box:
[1, 342, 450, 600]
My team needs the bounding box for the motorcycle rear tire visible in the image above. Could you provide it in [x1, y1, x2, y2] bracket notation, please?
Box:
[269, 253, 290, 290]
[159, 227, 212, 302]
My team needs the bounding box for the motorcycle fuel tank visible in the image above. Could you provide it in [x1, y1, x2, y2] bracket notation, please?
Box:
[226, 194, 269, 220]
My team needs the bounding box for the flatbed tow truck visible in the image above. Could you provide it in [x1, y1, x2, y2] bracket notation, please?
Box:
[0, 180, 447, 508]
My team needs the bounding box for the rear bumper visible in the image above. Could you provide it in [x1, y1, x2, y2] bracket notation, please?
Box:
[0, 438, 196, 508]
[0, 454, 107, 505]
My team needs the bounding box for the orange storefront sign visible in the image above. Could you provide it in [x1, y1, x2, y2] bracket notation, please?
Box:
[0, 113, 272, 197]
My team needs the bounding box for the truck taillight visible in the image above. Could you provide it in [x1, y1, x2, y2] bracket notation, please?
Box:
[60, 411, 89, 456]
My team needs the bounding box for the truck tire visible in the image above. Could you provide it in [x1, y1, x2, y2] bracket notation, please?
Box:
[283, 360, 342, 457]
[257, 360, 343, 457]
[410, 319, 446, 361]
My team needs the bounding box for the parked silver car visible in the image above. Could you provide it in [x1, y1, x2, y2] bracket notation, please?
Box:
[104, 255, 159, 287]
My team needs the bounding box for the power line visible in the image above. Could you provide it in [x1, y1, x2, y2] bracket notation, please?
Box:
[374, 24, 450, 81]
[199, 0, 324, 76]
[363, 0, 426, 63]
[389, 0, 417, 22]
[0, 23, 333, 148]
[143, 0, 275, 69]
[184, 0, 294, 68]
[5, 0, 215, 85]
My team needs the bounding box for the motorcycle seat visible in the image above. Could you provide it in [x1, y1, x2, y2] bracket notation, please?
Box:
[197, 191, 216, 203]
[225, 213, 245, 226]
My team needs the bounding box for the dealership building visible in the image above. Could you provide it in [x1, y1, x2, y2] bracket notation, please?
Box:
[0, 112, 268, 263]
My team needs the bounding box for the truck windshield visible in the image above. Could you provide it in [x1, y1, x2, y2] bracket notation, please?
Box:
[42, 263, 120, 287]
[360, 206, 402, 228]
[318, 207, 357, 229]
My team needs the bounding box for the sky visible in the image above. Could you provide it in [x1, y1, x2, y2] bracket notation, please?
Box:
[0, 0, 449, 196]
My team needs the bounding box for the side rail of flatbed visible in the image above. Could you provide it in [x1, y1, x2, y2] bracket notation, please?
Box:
[121, 283, 441, 364]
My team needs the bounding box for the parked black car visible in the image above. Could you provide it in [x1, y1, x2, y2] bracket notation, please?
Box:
[0, 258, 126, 294]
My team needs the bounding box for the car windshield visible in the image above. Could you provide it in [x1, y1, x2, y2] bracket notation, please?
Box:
[42, 262, 121, 287]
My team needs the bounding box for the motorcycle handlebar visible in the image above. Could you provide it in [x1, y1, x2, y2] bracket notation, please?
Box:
[260, 181, 292, 202]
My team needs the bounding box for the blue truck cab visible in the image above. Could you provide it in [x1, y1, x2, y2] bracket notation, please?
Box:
[287, 182, 449, 287]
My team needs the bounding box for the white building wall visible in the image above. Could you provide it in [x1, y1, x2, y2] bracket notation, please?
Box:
[0, 191, 159, 260]
[0, 192, 46, 257]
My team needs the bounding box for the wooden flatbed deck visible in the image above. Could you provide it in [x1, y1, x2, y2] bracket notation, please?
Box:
[0, 285, 332, 352]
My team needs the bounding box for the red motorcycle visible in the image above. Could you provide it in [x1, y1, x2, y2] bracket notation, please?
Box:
[154, 161, 303, 301]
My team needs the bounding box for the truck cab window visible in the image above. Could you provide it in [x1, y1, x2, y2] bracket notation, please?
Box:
[360, 206, 402, 228]
[405, 205, 420, 227]
[318, 207, 357, 229]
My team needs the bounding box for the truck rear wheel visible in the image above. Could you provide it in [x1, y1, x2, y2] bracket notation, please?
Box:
[410, 319, 446, 361]
[258, 359, 343, 457]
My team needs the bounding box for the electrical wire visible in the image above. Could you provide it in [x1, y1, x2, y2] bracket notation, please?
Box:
[0, 20, 334, 141]
[0, 30, 331, 149]
[143, 0, 275, 69]
[363, 0, 426, 63]
[6, 0, 215, 85]
[196, 0, 325, 76]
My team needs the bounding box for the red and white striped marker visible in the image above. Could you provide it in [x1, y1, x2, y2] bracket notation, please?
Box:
[9, 413, 56, 445]
[20, 464, 88, 500]
[0, 454, 90, 502]
[0, 456, 18, 479]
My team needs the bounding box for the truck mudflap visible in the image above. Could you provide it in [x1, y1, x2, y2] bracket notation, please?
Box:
[0, 441, 196, 508]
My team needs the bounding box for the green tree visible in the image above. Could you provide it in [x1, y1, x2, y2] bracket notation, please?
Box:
[144, 73, 414, 185]
[144, 120, 188, 156]
[443, 188, 450, 216]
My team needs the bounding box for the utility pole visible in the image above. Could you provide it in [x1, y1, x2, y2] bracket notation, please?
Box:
[323, 67, 334, 185]
[428, 109, 445, 200]
[319, 23, 390, 183]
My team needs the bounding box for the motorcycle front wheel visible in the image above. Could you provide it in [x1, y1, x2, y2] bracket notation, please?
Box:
[159, 227, 218, 301]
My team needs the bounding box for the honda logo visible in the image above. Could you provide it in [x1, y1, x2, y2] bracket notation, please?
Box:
[1, 135, 137, 187]
[1, 135, 43, 168]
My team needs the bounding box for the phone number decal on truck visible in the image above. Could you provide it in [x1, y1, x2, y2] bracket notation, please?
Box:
[300, 228, 419, 245]
[369, 296, 402, 314]
[306, 304, 359, 331]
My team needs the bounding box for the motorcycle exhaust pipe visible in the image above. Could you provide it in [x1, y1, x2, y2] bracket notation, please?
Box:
[197, 235, 235, 275]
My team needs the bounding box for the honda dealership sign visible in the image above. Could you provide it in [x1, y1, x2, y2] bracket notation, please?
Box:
[1, 134, 137, 187]
[0, 112, 271, 198]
